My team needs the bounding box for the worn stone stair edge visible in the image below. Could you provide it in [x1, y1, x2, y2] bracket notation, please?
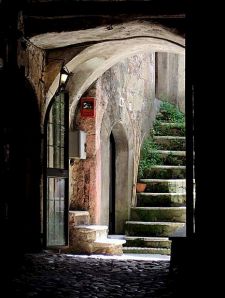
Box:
[74, 225, 108, 230]
[69, 211, 89, 215]
[154, 136, 185, 139]
[140, 178, 186, 182]
[150, 165, 186, 169]
[126, 221, 185, 225]
[122, 247, 171, 255]
[158, 122, 185, 126]
[138, 192, 186, 195]
[107, 235, 126, 241]
[123, 247, 170, 251]
[94, 239, 126, 245]
[151, 150, 186, 155]
[125, 236, 170, 241]
[131, 207, 186, 210]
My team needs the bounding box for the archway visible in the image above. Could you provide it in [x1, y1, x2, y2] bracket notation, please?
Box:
[36, 20, 186, 241]
[39, 21, 185, 125]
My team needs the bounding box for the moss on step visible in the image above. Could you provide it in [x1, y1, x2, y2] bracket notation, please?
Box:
[130, 207, 186, 223]
[122, 247, 171, 255]
[161, 151, 186, 166]
[141, 179, 186, 193]
[124, 238, 171, 248]
[145, 166, 186, 179]
[154, 137, 186, 150]
[153, 121, 185, 136]
[137, 193, 186, 207]
[125, 222, 185, 237]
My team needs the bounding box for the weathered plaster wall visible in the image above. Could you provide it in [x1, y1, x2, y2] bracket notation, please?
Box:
[156, 52, 185, 112]
[98, 52, 158, 231]
[98, 52, 156, 137]
[69, 52, 160, 227]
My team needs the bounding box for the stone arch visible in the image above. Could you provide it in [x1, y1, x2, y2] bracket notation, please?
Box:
[42, 22, 185, 125]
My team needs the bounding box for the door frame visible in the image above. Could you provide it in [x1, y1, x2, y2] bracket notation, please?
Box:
[43, 91, 69, 248]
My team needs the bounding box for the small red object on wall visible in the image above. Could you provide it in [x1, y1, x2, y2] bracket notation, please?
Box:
[80, 97, 96, 117]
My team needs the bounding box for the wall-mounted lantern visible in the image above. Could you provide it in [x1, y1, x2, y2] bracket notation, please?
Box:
[58, 66, 70, 93]
[80, 97, 96, 118]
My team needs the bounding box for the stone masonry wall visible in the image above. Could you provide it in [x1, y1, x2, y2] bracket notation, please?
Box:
[17, 41, 46, 110]
[69, 86, 99, 224]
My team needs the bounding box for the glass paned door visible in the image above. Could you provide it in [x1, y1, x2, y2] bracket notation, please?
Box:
[44, 92, 68, 247]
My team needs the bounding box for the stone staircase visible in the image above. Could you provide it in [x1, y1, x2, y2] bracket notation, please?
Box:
[68, 211, 126, 255]
[124, 104, 186, 255]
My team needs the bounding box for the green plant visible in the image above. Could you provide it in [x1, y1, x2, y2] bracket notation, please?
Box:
[157, 101, 185, 123]
[137, 135, 162, 180]
[153, 121, 185, 136]
[137, 101, 185, 180]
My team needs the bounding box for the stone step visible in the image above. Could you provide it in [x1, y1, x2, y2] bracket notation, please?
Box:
[139, 179, 186, 193]
[122, 246, 170, 255]
[69, 224, 127, 255]
[154, 122, 185, 136]
[69, 225, 108, 247]
[153, 136, 186, 150]
[156, 110, 184, 123]
[145, 165, 186, 179]
[125, 236, 171, 248]
[80, 225, 108, 241]
[137, 192, 186, 207]
[93, 238, 126, 255]
[125, 221, 185, 237]
[69, 210, 90, 226]
[151, 150, 186, 165]
[130, 207, 186, 222]
[108, 235, 126, 240]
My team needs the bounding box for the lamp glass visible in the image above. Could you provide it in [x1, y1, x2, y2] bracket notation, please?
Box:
[60, 73, 68, 85]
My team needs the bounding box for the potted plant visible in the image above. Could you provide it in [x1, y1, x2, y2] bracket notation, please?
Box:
[136, 155, 148, 192]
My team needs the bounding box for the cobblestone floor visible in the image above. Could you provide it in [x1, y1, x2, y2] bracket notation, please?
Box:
[4, 252, 183, 298]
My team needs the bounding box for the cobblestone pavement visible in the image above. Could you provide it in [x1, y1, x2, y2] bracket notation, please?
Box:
[4, 252, 181, 298]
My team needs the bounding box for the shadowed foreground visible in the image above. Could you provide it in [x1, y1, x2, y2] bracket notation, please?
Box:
[2, 252, 186, 298]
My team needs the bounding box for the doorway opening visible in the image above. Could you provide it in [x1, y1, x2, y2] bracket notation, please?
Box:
[109, 132, 116, 234]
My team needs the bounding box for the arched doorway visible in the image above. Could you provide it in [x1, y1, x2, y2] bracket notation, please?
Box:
[44, 91, 69, 247]
[109, 132, 116, 234]
[101, 121, 130, 234]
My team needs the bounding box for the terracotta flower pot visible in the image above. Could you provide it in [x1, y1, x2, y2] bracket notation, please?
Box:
[136, 182, 147, 193]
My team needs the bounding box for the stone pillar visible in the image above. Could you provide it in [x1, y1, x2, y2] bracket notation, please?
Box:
[148, 52, 156, 101]
[168, 53, 178, 104]
[156, 52, 170, 99]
